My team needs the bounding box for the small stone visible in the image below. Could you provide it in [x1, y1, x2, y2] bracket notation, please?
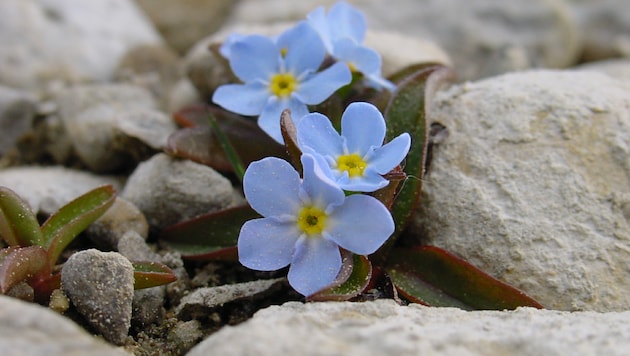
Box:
[122, 153, 237, 232]
[61, 249, 135, 345]
[0, 85, 37, 158]
[87, 198, 149, 250]
[176, 278, 285, 320]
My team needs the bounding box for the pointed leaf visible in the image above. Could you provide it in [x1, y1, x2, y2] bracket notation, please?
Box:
[167, 106, 288, 171]
[41, 185, 116, 268]
[207, 110, 246, 182]
[308, 252, 372, 301]
[384, 65, 455, 236]
[132, 261, 177, 289]
[280, 109, 303, 174]
[0, 187, 44, 246]
[0, 246, 48, 293]
[160, 205, 260, 260]
[386, 246, 544, 310]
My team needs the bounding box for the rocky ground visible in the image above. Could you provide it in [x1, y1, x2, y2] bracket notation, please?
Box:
[1, 0, 630, 355]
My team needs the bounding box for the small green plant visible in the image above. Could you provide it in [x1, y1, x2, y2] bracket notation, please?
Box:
[0, 185, 176, 304]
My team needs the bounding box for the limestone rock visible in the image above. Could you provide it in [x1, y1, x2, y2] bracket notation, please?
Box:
[188, 300, 630, 355]
[0, 295, 129, 355]
[0, 0, 162, 91]
[410, 69, 630, 311]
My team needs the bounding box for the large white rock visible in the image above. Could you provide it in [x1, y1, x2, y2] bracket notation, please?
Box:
[410, 70, 630, 311]
[188, 300, 630, 355]
[0, 0, 163, 91]
[226, 0, 579, 80]
[0, 295, 129, 355]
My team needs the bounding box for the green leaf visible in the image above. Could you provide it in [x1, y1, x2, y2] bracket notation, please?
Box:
[41, 185, 116, 269]
[207, 110, 246, 182]
[308, 251, 372, 301]
[0, 187, 44, 246]
[160, 205, 260, 260]
[280, 109, 303, 174]
[0, 246, 48, 293]
[384, 65, 455, 236]
[167, 105, 288, 171]
[386, 246, 544, 310]
[132, 261, 177, 289]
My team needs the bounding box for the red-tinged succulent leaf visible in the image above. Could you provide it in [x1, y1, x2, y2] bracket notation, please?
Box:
[280, 109, 303, 174]
[308, 251, 372, 301]
[384, 65, 455, 237]
[167, 105, 288, 172]
[0, 245, 48, 293]
[30, 272, 61, 303]
[132, 261, 177, 289]
[386, 246, 544, 310]
[372, 166, 405, 210]
[160, 205, 260, 261]
[207, 110, 246, 181]
[42, 185, 116, 269]
[0, 187, 44, 247]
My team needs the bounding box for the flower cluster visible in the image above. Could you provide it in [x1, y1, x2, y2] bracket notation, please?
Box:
[238, 103, 410, 296]
[212, 1, 392, 143]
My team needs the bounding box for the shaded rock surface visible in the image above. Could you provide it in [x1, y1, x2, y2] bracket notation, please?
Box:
[411, 69, 630, 311]
[189, 300, 630, 355]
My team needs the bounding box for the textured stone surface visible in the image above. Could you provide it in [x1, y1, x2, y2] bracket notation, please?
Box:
[410, 70, 630, 311]
[121, 153, 238, 232]
[0, 0, 162, 91]
[56, 83, 175, 172]
[61, 249, 135, 345]
[86, 197, 149, 250]
[0, 85, 36, 157]
[226, 0, 579, 80]
[189, 300, 630, 355]
[568, 0, 630, 61]
[0, 296, 129, 355]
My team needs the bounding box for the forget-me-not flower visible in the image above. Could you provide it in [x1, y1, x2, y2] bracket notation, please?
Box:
[238, 154, 394, 296]
[212, 21, 352, 143]
[297, 102, 411, 192]
[306, 2, 395, 91]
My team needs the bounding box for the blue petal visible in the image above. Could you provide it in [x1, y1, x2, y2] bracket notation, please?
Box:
[230, 35, 279, 82]
[258, 97, 309, 143]
[306, 6, 334, 52]
[219, 33, 246, 59]
[336, 171, 389, 192]
[287, 236, 342, 296]
[327, 2, 367, 43]
[301, 154, 345, 209]
[297, 113, 344, 157]
[243, 157, 302, 217]
[333, 39, 380, 74]
[368, 133, 411, 174]
[326, 194, 393, 255]
[212, 82, 269, 116]
[295, 62, 351, 105]
[277, 21, 325, 74]
[238, 218, 299, 271]
[341, 102, 386, 154]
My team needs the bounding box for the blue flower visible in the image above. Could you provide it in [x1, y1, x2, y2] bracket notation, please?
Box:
[306, 2, 395, 91]
[238, 154, 394, 296]
[297, 102, 411, 192]
[212, 21, 352, 143]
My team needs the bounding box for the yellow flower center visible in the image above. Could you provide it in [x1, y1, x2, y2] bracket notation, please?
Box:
[280, 47, 288, 57]
[347, 62, 357, 73]
[337, 153, 367, 177]
[269, 73, 297, 98]
[296, 206, 327, 235]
